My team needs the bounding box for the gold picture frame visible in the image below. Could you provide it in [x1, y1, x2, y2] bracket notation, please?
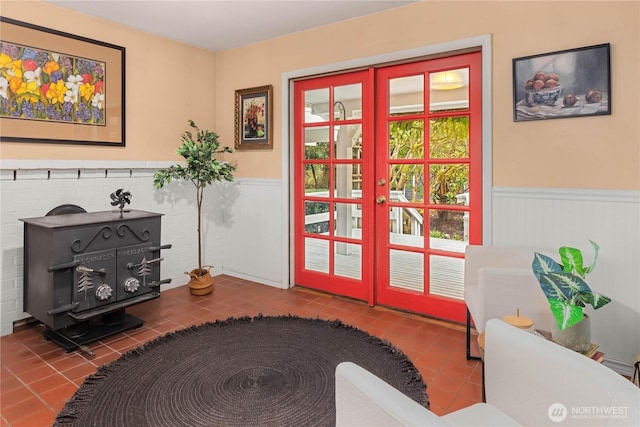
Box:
[0, 17, 125, 146]
[234, 85, 273, 150]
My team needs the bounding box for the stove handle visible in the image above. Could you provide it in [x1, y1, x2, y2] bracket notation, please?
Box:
[76, 265, 107, 275]
[127, 257, 163, 269]
[147, 244, 172, 251]
[46, 302, 80, 316]
[47, 260, 81, 272]
[147, 278, 172, 288]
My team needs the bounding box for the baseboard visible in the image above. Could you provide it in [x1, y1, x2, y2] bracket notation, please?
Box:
[602, 358, 635, 378]
[221, 269, 286, 289]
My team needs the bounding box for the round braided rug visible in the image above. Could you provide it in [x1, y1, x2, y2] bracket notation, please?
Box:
[55, 315, 428, 427]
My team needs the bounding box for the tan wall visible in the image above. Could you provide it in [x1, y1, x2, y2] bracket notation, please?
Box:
[3, 1, 639, 190]
[1, 0, 217, 161]
[215, 1, 639, 189]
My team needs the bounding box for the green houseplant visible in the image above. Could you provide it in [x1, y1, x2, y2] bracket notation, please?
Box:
[532, 240, 611, 334]
[153, 120, 236, 295]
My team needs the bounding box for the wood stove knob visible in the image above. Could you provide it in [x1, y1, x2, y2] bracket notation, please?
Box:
[123, 277, 140, 293]
[95, 284, 113, 301]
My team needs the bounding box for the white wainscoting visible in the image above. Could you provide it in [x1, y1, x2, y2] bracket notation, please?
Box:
[492, 187, 640, 370]
[2, 168, 638, 370]
[207, 178, 286, 289]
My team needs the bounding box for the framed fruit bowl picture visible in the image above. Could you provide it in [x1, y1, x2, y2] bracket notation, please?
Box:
[234, 85, 273, 150]
[0, 17, 125, 145]
[513, 44, 611, 122]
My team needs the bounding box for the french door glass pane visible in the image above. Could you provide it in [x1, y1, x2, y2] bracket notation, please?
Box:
[304, 88, 329, 123]
[429, 67, 469, 113]
[334, 203, 362, 239]
[429, 163, 468, 205]
[305, 201, 330, 234]
[334, 84, 362, 121]
[334, 242, 361, 280]
[305, 164, 330, 195]
[389, 206, 424, 248]
[389, 249, 423, 292]
[429, 209, 466, 248]
[389, 75, 424, 115]
[429, 117, 469, 159]
[305, 237, 328, 273]
[429, 254, 464, 299]
[304, 127, 330, 159]
[389, 120, 424, 159]
[334, 164, 361, 199]
[335, 125, 363, 159]
[389, 164, 425, 204]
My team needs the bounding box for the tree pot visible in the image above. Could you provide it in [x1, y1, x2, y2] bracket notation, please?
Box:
[552, 314, 591, 352]
[187, 267, 213, 296]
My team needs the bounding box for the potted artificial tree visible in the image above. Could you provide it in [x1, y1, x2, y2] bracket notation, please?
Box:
[153, 120, 236, 295]
[532, 240, 611, 351]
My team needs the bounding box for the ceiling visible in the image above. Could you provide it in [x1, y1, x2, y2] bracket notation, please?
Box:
[43, 0, 417, 52]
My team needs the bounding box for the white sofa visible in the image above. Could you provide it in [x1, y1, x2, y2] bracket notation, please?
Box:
[336, 319, 640, 426]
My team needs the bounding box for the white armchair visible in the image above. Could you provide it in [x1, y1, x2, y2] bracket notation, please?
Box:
[335, 319, 640, 426]
[463, 245, 555, 359]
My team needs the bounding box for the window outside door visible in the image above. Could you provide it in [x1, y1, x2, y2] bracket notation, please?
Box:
[294, 51, 482, 324]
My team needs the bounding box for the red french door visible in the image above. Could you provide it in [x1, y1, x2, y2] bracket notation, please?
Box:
[294, 51, 482, 324]
[293, 70, 374, 301]
[373, 52, 482, 323]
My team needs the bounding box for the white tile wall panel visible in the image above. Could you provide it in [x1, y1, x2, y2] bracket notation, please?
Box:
[49, 169, 79, 179]
[0, 170, 14, 181]
[14, 170, 48, 180]
[79, 169, 106, 179]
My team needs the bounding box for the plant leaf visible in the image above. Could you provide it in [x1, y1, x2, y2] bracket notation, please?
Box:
[580, 291, 611, 309]
[583, 239, 600, 275]
[559, 246, 585, 277]
[549, 299, 584, 330]
[548, 272, 591, 294]
[538, 273, 574, 302]
[532, 252, 562, 280]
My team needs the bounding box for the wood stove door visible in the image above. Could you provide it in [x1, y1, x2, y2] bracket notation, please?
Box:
[73, 249, 117, 312]
[116, 244, 159, 301]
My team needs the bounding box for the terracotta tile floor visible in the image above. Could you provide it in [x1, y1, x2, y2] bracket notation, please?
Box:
[0, 275, 482, 426]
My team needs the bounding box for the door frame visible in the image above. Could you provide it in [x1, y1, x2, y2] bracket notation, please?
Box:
[281, 35, 494, 289]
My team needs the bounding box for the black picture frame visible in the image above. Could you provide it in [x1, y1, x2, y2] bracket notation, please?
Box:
[234, 85, 273, 150]
[0, 17, 126, 146]
[513, 43, 611, 122]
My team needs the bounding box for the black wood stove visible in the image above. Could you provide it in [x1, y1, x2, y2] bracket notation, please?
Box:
[20, 209, 172, 352]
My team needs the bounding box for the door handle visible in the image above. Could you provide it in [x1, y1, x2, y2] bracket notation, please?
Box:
[376, 196, 386, 204]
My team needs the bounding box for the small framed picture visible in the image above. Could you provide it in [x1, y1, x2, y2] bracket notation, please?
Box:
[235, 85, 273, 150]
[513, 44, 611, 122]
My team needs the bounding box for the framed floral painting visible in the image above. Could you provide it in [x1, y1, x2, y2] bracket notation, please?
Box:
[235, 85, 273, 150]
[0, 17, 125, 146]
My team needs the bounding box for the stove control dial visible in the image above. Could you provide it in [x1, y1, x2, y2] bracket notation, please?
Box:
[123, 277, 140, 293]
[95, 284, 113, 301]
